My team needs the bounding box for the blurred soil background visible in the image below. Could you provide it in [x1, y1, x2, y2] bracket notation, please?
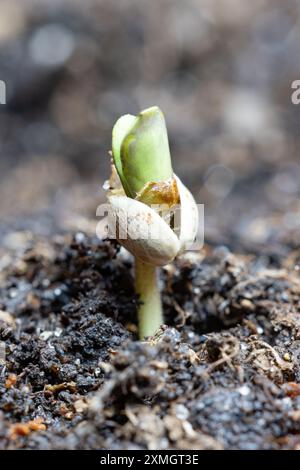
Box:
[0, 0, 300, 251]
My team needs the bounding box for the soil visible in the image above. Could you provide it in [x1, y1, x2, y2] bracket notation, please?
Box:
[1, 0, 300, 451]
[1, 229, 300, 450]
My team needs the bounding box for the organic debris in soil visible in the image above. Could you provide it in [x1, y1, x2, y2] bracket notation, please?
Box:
[1, 233, 300, 449]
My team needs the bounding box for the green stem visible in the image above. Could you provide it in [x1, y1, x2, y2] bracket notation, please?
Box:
[135, 258, 163, 339]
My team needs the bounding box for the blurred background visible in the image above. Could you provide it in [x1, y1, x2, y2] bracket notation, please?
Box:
[0, 0, 300, 253]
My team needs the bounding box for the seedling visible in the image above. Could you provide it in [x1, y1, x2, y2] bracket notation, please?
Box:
[105, 106, 198, 339]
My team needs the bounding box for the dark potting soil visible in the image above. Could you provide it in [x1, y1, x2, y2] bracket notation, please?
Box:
[1, 232, 300, 450]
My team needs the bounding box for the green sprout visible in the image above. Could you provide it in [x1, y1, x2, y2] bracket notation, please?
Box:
[111, 106, 176, 339]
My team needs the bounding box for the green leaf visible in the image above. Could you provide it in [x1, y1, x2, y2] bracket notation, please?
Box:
[112, 113, 138, 197]
[112, 106, 173, 199]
